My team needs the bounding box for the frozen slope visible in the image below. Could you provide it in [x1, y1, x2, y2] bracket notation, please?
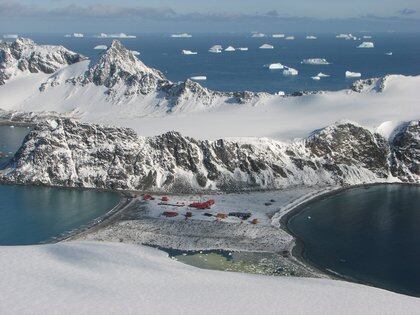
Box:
[0, 38, 419, 140]
[0, 241, 419, 315]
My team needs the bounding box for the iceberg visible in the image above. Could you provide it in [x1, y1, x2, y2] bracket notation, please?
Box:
[311, 76, 321, 81]
[3, 34, 18, 39]
[357, 42, 374, 48]
[251, 32, 266, 38]
[171, 33, 192, 38]
[94, 45, 107, 50]
[73, 33, 84, 38]
[238, 47, 248, 51]
[182, 50, 198, 55]
[259, 44, 274, 49]
[363, 35, 372, 39]
[131, 50, 140, 56]
[225, 46, 236, 52]
[317, 72, 330, 78]
[209, 45, 222, 53]
[108, 33, 136, 39]
[96, 33, 108, 38]
[301, 58, 330, 65]
[64, 34, 72, 38]
[336, 33, 356, 40]
[306, 35, 317, 40]
[275, 91, 286, 96]
[268, 63, 284, 70]
[285, 36, 295, 40]
[272, 34, 285, 38]
[386, 52, 393, 56]
[190, 76, 207, 81]
[283, 67, 298, 76]
[346, 71, 362, 78]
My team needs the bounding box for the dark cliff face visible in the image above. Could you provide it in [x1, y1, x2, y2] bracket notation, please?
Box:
[390, 121, 420, 182]
[2, 119, 418, 192]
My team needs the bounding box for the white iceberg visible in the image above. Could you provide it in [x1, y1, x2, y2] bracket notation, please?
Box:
[171, 33, 192, 38]
[275, 91, 286, 96]
[272, 34, 285, 38]
[301, 58, 330, 65]
[238, 47, 248, 51]
[64, 34, 72, 38]
[225, 46, 236, 52]
[317, 72, 330, 78]
[285, 36, 295, 40]
[386, 52, 393, 56]
[131, 50, 140, 56]
[209, 45, 222, 53]
[73, 33, 84, 38]
[251, 32, 266, 38]
[363, 35, 372, 39]
[94, 45, 107, 50]
[306, 35, 317, 40]
[96, 33, 108, 38]
[190, 76, 207, 81]
[346, 71, 362, 78]
[108, 33, 136, 39]
[311, 76, 321, 81]
[336, 33, 356, 40]
[182, 50, 197, 55]
[357, 42, 374, 48]
[268, 63, 284, 70]
[283, 67, 298, 76]
[259, 44, 274, 49]
[3, 34, 18, 39]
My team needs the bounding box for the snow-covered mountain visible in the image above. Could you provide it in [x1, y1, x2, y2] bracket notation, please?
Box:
[2, 119, 418, 192]
[1, 37, 419, 141]
[0, 37, 86, 85]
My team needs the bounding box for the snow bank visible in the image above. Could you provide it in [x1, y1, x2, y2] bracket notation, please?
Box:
[1, 241, 420, 314]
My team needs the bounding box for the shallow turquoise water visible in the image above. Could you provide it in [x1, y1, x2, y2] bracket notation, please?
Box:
[288, 185, 420, 296]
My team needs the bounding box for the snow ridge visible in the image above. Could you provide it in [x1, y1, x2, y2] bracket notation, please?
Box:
[2, 119, 418, 192]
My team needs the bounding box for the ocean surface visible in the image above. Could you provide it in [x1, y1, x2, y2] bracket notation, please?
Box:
[0, 126, 121, 245]
[21, 33, 420, 94]
[288, 185, 420, 296]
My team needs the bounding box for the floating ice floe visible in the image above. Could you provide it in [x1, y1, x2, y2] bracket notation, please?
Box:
[317, 72, 330, 78]
[131, 50, 140, 56]
[251, 32, 266, 38]
[272, 34, 285, 38]
[306, 35, 317, 40]
[311, 76, 321, 81]
[106, 33, 136, 39]
[285, 36, 295, 40]
[267, 63, 284, 70]
[73, 33, 84, 38]
[209, 45, 222, 53]
[336, 33, 357, 40]
[283, 67, 298, 76]
[225, 46, 236, 52]
[301, 58, 330, 65]
[275, 91, 286, 96]
[190, 76, 207, 81]
[94, 45, 107, 50]
[385, 52, 393, 56]
[3, 34, 18, 39]
[64, 34, 72, 38]
[357, 42, 374, 48]
[363, 35, 372, 39]
[259, 44, 274, 49]
[238, 47, 248, 51]
[182, 50, 197, 55]
[171, 33, 192, 38]
[346, 71, 362, 78]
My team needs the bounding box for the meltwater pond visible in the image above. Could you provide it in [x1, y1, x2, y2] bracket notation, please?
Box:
[0, 125, 121, 245]
[288, 185, 420, 296]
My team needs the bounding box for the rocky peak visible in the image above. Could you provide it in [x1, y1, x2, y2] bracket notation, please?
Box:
[0, 37, 86, 84]
[79, 40, 166, 96]
[351, 76, 388, 93]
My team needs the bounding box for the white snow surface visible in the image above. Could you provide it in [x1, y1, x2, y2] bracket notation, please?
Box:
[1, 241, 420, 315]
